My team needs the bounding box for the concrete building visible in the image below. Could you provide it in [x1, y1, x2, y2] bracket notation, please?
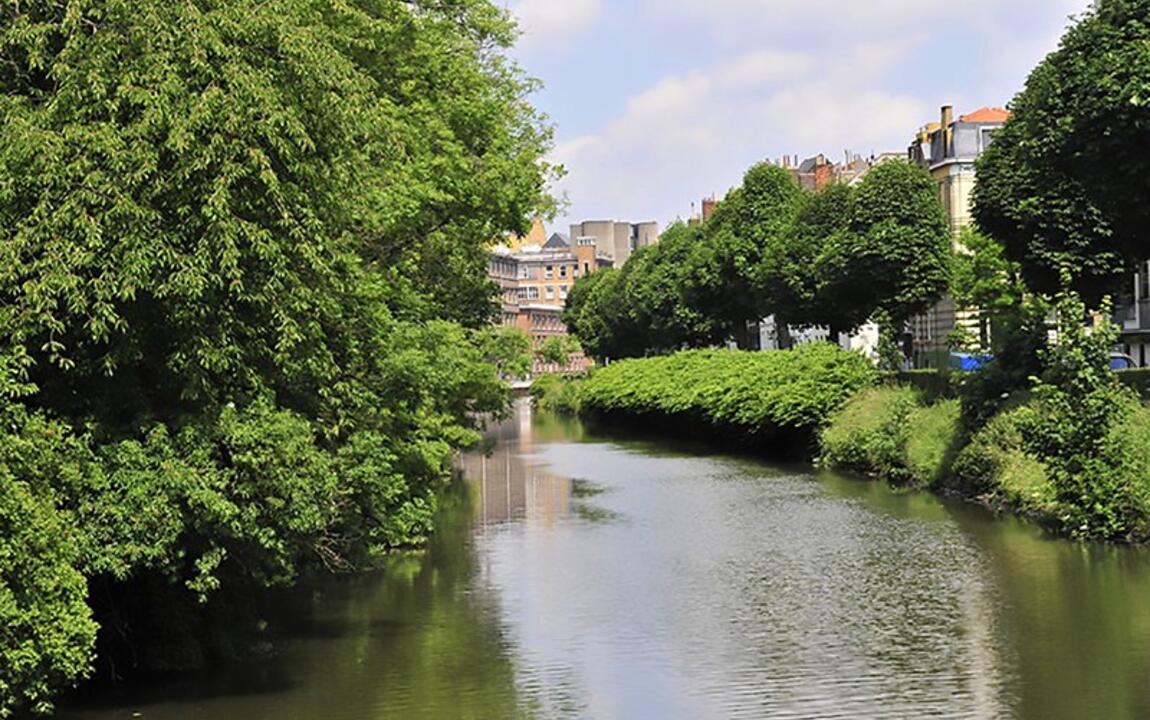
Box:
[490, 223, 621, 375]
[907, 105, 1010, 368]
[489, 249, 520, 328]
[569, 220, 659, 266]
[1116, 266, 1150, 366]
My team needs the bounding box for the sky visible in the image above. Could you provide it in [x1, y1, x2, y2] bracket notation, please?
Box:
[506, 0, 1093, 234]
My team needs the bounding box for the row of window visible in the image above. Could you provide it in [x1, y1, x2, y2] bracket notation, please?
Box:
[516, 285, 569, 301]
[519, 263, 589, 281]
[529, 313, 563, 329]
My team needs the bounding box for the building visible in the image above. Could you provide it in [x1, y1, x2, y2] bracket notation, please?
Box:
[910, 106, 1010, 235]
[569, 220, 660, 266]
[781, 153, 836, 192]
[489, 249, 520, 328]
[1116, 267, 1150, 366]
[490, 221, 633, 375]
[907, 105, 1010, 368]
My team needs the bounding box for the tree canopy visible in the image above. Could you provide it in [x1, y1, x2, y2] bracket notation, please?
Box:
[972, 0, 1150, 304]
[0, 0, 554, 712]
[565, 160, 950, 360]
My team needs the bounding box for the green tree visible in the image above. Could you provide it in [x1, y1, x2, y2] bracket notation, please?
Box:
[808, 161, 949, 356]
[536, 336, 581, 369]
[563, 268, 643, 361]
[950, 227, 1028, 347]
[0, 474, 97, 718]
[690, 164, 803, 347]
[0, 0, 553, 710]
[972, 0, 1150, 304]
[480, 327, 533, 379]
[625, 224, 723, 353]
[762, 182, 854, 337]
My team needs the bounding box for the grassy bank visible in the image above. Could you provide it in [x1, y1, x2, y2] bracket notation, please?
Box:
[819, 385, 1150, 542]
[540, 345, 1150, 543]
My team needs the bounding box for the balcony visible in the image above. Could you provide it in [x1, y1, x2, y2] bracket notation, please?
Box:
[1117, 299, 1150, 333]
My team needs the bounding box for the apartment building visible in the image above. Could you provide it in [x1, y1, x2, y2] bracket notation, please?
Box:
[569, 220, 659, 266]
[907, 105, 1010, 368]
[1117, 266, 1150, 366]
[490, 221, 632, 375]
[489, 249, 520, 328]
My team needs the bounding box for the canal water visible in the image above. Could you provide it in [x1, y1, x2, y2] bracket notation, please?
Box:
[66, 400, 1150, 719]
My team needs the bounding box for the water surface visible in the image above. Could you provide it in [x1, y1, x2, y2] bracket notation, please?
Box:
[66, 401, 1150, 719]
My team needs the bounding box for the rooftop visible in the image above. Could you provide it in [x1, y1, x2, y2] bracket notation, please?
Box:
[958, 107, 1011, 124]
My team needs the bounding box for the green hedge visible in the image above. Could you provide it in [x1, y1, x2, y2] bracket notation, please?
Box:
[890, 369, 962, 401]
[579, 345, 877, 447]
[1117, 368, 1150, 399]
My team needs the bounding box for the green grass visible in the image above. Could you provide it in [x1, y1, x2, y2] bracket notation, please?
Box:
[905, 400, 963, 486]
[819, 387, 962, 488]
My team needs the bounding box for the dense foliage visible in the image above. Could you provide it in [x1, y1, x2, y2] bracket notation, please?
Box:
[0, 0, 553, 713]
[972, 0, 1150, 304]
[578, 345, 877, 448]
[566, 161, 950, 359]
[529, 374, 583, 415]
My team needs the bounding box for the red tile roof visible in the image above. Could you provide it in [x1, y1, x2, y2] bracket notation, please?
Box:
[959, 107, 1011, 124]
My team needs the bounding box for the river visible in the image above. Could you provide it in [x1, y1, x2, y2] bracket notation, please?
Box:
[64, 400, 1150, 719]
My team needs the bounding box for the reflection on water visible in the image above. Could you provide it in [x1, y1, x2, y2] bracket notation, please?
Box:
[64, 399, 1150, 719]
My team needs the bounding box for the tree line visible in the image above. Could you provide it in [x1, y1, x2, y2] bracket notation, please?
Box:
[566, 0, 1150, 369]
[563, 160, 953, 362]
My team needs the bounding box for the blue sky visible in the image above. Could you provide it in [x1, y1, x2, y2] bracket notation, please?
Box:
[507, 0, 1093, 234]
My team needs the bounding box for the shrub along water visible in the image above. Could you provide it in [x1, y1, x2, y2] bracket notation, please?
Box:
[530, 374, 583, 416]
[578, 344, 877, 452]
[819, 387, 962, 488]
[820, 287, 1150, 542]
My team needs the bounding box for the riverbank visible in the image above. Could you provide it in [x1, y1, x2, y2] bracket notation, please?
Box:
[541, 347, 1150, 543]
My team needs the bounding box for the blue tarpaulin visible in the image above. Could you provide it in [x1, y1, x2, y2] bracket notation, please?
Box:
[948, 353, 992, 371]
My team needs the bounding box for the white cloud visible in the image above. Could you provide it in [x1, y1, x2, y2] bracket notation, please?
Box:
[512, 0, 603, 51]
[544, 0, 1095, 231]
[653, 0, 1066, 40]
[550, 41, 926, 229]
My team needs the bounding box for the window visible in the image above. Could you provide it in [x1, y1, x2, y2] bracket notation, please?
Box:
[560, 265, 568, 278]
[545, 265, 554, 279]
[517, 286, 539, 301]
[518, 266, 530, 280]
[583, 262, 590, 275]
[545, 287, 554, 300]
[980, 127, 999, 152]
[560, 285, 568, 300]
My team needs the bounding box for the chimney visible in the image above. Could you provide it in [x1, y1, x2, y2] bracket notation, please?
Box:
[941, 105, 954, 157]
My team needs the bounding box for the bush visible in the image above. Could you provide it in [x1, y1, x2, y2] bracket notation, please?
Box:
[946, 286, 1150, 540]
[1117, 368, 1150, 399]
[948, 406, 1055, 513]
[905, 400, 963, 486]
[0, 476, 97, 718]
[819, 387, 961, 488]
[531, 374, 582, 415]
[819, 387, 917, 482]
[579, 344, 877, 448]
